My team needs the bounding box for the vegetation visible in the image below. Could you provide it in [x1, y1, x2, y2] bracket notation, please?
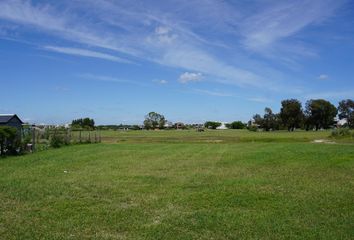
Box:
[280, 99, 303, 131]
[338, 99, 354, 128]
[143, 112, 166, 130]
[0, 130, 353, 239]
[0, 126, 19, 156]
[226, 121, 246, 129]
[204, 121, 221, 129]
[304, 99, 337, 130]
[71, 118, 95, 130]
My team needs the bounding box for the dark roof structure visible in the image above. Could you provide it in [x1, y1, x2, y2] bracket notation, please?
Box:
[0, 114, 24, 124]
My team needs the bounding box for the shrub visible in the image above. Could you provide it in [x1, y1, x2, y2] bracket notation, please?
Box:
[331, 128, 351, 137]
[247, 125, 258, 132]
[50, 134, 65, 148]
[0, 126, 20, 156]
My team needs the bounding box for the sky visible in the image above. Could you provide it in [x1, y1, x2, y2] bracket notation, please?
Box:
[1, 0, 354, 125]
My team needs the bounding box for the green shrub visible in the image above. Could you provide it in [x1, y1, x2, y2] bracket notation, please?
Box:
[331, 128, 351, 137]
[0, 126, 20, 156]
[50, 134, 65, 148]
[247, 125, 258, 132]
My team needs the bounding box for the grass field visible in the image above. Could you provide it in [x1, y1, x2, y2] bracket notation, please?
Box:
[0, 130, 353, 239]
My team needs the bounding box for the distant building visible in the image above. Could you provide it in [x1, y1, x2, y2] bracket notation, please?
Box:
[0, 114, 24, 133]
[216, 122, 228, 130]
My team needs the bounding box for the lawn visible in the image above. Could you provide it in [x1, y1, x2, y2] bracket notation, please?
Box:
[0, 130, 353, 239]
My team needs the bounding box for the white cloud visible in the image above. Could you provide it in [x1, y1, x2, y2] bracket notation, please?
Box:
[178, 72, 203, 84]
[44, 46, 132, 63]
[318, 74, 329, 80]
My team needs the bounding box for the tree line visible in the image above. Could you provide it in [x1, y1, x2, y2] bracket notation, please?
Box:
[251, 99, 354, 131]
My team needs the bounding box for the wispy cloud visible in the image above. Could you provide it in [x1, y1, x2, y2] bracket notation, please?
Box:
[0, 0, 269, 88]
[178, 72, 203, 84]
[247, 97, 274, 103]
[239, 0, 345, 51]
[193, 89, 233, 97]
[44, 46, 132, 63]
[153, 79, 168, 84]
[78, 73, 146, 87]
[317, 74, 329, 80]
[0, 0, 348, 93]
[303, 90, 354, 100]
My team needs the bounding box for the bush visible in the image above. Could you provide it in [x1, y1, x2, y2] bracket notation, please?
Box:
[227, 121, 246, 129]
[0, 126, 20, 156]
[331, 128, 351, 137]
[50, 134, 65, 148]
[247, 125, 258, 132]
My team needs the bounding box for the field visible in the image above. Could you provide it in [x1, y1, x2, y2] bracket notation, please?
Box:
[0, 130, 353, 239]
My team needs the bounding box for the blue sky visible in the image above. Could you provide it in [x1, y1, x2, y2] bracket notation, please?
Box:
[1, 0, 354, 125]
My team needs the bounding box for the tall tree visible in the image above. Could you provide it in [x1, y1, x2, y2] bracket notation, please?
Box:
[144, 112, 166, 129]
[305, 99, 337, 130]
[263, 107, 278, 131]
[252, 114, 263, 128]
[338, 99, 354, 128]
[280, 99, 303, 131]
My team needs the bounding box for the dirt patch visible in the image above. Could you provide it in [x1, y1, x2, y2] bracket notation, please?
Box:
[312, 139, 336, 144]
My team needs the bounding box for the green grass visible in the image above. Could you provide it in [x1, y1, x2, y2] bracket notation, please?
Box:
[0, 130, 353, 239]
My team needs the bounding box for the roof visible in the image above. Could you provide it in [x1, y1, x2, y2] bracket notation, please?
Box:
[0, 114, 24, 124]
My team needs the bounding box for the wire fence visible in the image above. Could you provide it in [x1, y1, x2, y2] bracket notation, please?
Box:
[27, 128, 101, 152]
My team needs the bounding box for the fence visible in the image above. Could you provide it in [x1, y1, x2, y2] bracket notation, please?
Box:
[28, 128, 101, 151]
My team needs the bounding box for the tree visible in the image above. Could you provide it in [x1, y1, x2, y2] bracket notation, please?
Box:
[0, 126, 18, 156]
[144, 112, 166, 129]
[252, 114, 263, 128]
[280, 99, 303, 131]
[305, 99, 337, 130]
[227, 121, 246, 129]
[263, 107, 279, 131]
[338, 99, 354, 128]
[71, 118, 95, 130]
[204, 121, 221, 129]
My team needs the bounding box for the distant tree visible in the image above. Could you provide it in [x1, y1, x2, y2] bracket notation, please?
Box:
[144, 112, 166, 130]
[305, 99, 337, 130]
[263, 107, 279, 131]
[338, 99, 354, 128]
[280, 99, 303, 131]
[204, 121, 221, 129]
[252, 114, 264, 128]
[227, 121, 246, 129]
[71, 118, 95, 130]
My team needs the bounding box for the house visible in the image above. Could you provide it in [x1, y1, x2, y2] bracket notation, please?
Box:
[216, 122, 228, 130]
[0, 114, 24, 133]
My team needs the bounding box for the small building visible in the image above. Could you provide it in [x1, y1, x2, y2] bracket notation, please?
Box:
[216, 122, 228, 130]
[0, 114, 24, 133]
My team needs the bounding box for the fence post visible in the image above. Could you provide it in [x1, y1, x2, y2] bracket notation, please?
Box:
[95, 131, 97, 143]
[32, 127, 36, 152]
[99, 130, 101, 143]
[79, 130, 82, 143]
[88, 131, 91, 143]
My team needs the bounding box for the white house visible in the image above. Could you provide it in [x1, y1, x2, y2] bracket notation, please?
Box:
[216, 122, 228, 130]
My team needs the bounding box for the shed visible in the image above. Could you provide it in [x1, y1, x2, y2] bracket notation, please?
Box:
[0, 114, 24, 133]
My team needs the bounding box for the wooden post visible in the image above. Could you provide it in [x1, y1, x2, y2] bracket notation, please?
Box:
[32, 127, 36, 152]
[88, 131, 91, 143]
[79, 130, 82, 143]
[99, 130, 101, 143]
[95, 131, 97, 143]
